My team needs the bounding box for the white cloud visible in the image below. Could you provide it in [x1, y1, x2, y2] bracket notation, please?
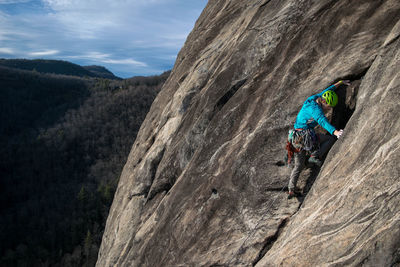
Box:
[41, 0, 163, 11]
[85, 52, 111, 60]
[41, 0, 125, 40]
[0, 28, 37, 41]
[65, 52, 111, 61]
[39, 0, 190, 39]
[0, 0, 207, 77]
[102, 58, 147, 67]
[0, 0, 32, 4]
[0, 10, 43, 43]
[0, 47, 15, 54]
[29, 50, 59, 56]
[65, 52, 147, 67]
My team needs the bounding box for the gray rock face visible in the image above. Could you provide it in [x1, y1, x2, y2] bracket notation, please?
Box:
[97, 1, 400, 266]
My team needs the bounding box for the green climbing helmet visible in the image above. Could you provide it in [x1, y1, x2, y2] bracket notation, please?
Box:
[322, 90, 338, 107]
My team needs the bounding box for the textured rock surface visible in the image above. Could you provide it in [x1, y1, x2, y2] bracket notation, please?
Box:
[97, 0, 400, 266]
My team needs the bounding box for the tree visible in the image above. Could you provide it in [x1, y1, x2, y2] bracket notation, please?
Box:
[83, 230, 92, 261]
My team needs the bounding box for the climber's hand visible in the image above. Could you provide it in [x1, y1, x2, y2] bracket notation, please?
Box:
[342, 80, 351, 86]
[334, 129, 344, 138]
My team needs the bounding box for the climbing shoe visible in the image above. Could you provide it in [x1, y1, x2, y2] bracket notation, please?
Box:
[288, 191, 296, 199]
[308, 156, 322, 167]
[287, 190, 302, 199]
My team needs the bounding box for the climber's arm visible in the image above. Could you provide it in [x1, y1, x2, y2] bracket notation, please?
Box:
[333, 80, 351, 88]
[313, 107, 336, 135]
[313, 107, 344, 138]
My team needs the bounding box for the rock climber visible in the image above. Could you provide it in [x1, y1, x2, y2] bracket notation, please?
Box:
[286, 80, 351, 199]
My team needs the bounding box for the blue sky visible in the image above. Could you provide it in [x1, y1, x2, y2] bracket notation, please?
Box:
[0, 0, 208, 78]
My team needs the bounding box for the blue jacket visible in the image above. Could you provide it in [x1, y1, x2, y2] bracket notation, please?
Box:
[294, 85, 336, 135]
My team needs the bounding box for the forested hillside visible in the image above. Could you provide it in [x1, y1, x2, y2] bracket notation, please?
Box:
[83, 65, 120, 80]
[0, 65, 169, 266]
[0, 59, 120, 79]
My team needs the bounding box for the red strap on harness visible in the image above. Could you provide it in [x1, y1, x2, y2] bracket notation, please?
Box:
[286, 140, 301, 164]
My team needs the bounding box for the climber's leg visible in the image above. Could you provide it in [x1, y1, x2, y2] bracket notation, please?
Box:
[288, 150, 306, 193]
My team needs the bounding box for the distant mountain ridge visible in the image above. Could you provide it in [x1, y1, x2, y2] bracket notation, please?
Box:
[83, 65, 121, 80]
[0, 58, 120, 79]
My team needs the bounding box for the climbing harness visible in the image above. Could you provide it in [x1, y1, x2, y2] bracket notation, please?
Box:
[286, 128, 319, 164]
